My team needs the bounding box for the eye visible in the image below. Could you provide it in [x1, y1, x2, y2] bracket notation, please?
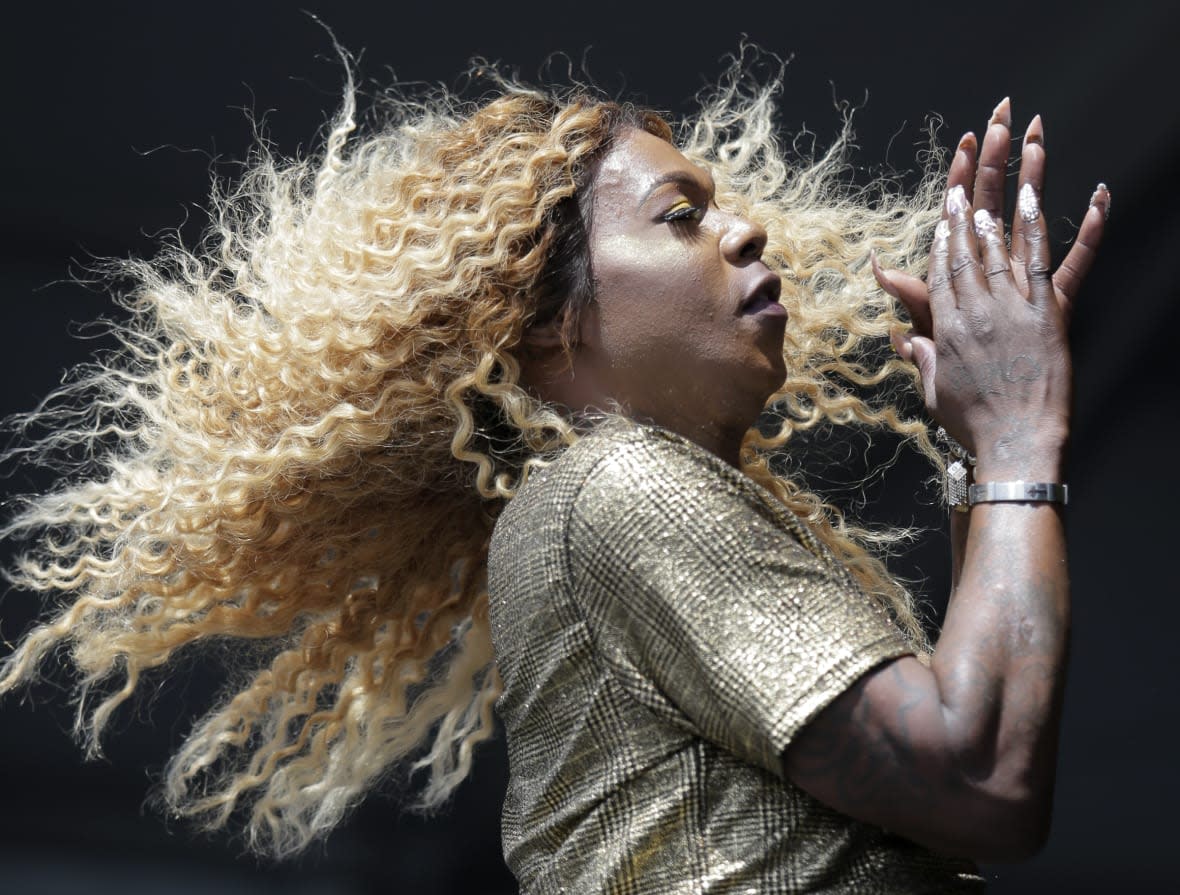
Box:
[661, 203, 705, 224]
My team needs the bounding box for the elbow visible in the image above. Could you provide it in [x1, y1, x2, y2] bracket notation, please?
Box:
[980, 797, 1053, 862]
[914, 794, 1052, 862]
[938, 715, 1058, 860]
[940, 777, 1055, 862]
[923, 739, 1056, 860]
[969, 812, 1050, 862]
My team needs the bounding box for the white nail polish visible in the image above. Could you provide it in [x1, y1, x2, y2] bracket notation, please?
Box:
[934, 220, 951, 242]
[1018, 182, 1039, 223]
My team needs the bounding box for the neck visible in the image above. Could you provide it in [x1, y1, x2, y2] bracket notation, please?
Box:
[518, 352, 755, 469]
[600, 403, 748, 470]
[645, 414, 747, 469]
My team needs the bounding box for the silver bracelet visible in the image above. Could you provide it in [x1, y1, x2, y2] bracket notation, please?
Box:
[968, 482, 1069, 506]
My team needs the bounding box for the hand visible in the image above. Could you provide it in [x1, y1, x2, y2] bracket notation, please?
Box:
[874, 98, 1109, 338]
[873, 99, 1109, 472]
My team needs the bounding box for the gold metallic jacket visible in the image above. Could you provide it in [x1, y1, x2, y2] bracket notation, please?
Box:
[488, 417, 984, 893]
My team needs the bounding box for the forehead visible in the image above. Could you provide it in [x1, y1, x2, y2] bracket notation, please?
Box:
[591, 129, 710, 210]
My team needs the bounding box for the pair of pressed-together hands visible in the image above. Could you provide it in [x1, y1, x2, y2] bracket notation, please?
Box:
[871, 97, 1109, 480]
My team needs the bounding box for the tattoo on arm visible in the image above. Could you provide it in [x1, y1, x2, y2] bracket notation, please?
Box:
[787, 659, 951, 818]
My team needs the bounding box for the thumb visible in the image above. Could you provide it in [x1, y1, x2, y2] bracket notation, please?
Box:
[909, 335, 938, 395]
[890, 327, 914, 362]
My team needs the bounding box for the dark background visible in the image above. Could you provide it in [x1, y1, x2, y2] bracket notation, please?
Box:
[2, 2, 1177, 892]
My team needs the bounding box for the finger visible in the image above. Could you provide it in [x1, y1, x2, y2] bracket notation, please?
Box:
[974, 207, 1016, 292]
[1017, 180, 1054, 309]
[927, 217, 955, 322]
[945, 184, 990, 301]
[1052, 183, 1110, 322]
[909, 334, 938, 399]
[947, 132, 979, 207]
[872, 250, 933, 337]
[1010, 114, 1045, 273]
[973, 97, 1012, 221]
[890, 326, 914, 362]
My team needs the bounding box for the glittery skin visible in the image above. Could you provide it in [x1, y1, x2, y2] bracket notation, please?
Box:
[488, 417, 984, 893]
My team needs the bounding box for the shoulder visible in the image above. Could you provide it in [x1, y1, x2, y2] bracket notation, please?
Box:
[570, 422, 793, 544]
[492, 417, 802, 563]
[495, 417, 717, 529]
[576, 424, 719, 508]
[489, 420, 720, 569]
[487, 418, 651, 565]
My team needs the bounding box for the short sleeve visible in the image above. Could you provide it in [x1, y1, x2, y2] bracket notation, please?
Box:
[567, 430, 915, 778]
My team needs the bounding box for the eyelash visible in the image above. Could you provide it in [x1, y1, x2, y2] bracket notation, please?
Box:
[661, 204, 705, 224]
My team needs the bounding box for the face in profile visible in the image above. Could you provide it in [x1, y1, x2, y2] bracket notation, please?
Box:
[571, 128, 788, 445]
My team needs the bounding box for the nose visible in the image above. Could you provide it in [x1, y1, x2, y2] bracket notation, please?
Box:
[720, 211, 768, 264]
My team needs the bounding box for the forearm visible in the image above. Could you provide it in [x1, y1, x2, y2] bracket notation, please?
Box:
[785, 447, 1071, 857]
[930, 448, 1070, 839]
[948, 507, 969, 602]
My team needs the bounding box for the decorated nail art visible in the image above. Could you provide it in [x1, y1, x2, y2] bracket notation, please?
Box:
[1018, 182, 1040, 223]
[973, 209, 1000, 240]
[946, 185, 967, 216]
[1090, 182, 1111, 221]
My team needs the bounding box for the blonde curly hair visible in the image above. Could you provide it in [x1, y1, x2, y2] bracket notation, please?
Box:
[0, 54, 945, 857]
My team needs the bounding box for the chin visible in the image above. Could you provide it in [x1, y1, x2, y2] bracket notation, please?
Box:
[729, 379, 784, 433]
[754, 361, 788, 406]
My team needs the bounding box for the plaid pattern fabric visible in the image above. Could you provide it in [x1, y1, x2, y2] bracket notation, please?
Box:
[488, 418, 984, 893]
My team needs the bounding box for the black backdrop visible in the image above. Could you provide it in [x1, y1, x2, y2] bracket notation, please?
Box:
[2, 3, 1177, 892]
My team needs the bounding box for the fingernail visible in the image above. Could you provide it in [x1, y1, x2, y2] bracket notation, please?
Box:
[934, 219, 951, 242]
[957, 131, 977, 155]
[1023, 114, 1044, 148]
[871, 250, 901, 296]
[946, 184, 967, 217]
[973, 209, 1000, 240]
[1018, 182, 1040, 222]
[890, 328, 914, 362]
[1090, 182, 1111, 220]
[990, 97, 1012, 128]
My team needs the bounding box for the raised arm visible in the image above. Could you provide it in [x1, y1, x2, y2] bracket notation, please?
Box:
[783, 100, 1109, 861]
[875, 98, 1105, 598]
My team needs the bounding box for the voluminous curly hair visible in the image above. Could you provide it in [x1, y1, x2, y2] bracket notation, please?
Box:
[0, 53, 945, 857]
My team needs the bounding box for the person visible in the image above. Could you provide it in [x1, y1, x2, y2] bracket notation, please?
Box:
[0, 52, 1107, 892]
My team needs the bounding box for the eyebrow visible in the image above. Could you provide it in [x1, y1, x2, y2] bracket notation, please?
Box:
[637, 167, 717, 209]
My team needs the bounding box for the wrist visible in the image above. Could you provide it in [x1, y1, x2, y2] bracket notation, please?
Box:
[971, 429, 1068, 482]
[937, 428, 1069, 511]
[972, 452, 1065, 483]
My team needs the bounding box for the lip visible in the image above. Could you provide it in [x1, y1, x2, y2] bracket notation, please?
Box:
[739, 270, 785, 318]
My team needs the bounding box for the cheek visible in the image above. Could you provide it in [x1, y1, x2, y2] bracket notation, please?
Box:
[591, 236, 720, 354]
